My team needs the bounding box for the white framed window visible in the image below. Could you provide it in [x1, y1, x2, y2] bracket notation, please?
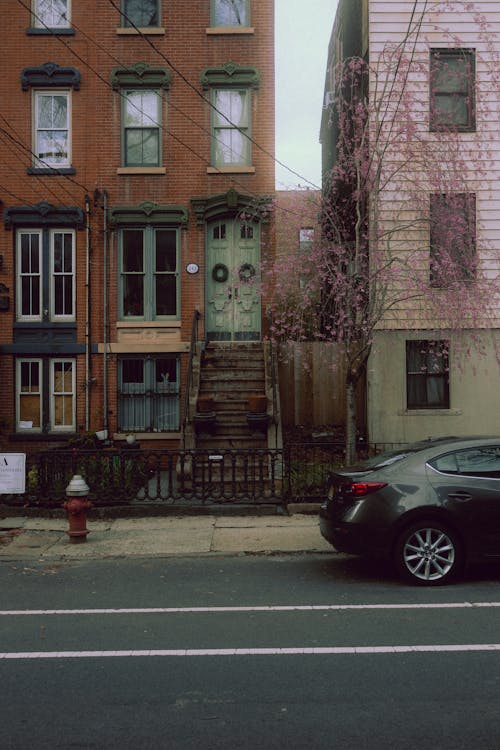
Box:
[17, 359, 42, 431]
[50, 359, 76, 431]
[33, 0, 71, 29]
[211, 88, 250, 166]
[33, 90, 71, 168]
[123, 89, 161, 166]
[212, 0, 249, 26]
[122, 0, 160, 27]
[16, 358, 76, 433]
[16, 229, 75, 322]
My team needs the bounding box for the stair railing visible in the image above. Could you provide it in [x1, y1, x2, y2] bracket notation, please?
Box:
[182, 309, 201, 449]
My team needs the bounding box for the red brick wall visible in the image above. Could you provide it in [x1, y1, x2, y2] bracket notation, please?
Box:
[1, 1, 275, 450]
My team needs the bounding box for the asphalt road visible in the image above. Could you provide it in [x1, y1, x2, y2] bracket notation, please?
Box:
[0, 554, 499, 750]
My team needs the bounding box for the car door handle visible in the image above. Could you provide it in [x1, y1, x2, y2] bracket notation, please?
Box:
[447, 492, 472, 502]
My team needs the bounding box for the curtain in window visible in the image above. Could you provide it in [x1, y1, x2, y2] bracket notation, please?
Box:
[124, 0, 158, 27]
[36, 94, 68, 165]
[215, 0, 248, 26]
[213, 90, 248, 165]
[407, 341, 448, 408]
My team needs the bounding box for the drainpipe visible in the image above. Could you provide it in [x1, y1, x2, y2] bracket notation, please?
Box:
[84, 194, 91, 432]
[103, 189, 109, 438]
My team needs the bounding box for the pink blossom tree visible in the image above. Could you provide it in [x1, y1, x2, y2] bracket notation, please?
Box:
[266, 1, 499, 464]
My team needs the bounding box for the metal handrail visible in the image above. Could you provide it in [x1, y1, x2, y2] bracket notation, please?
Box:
[182, 309, 201, 448]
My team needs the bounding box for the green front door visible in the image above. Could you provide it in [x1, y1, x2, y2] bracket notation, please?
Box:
[206, 218, 261, 341]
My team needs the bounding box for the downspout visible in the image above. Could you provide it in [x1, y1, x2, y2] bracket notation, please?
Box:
[103, 189, 109, 438]
[84, 195, 91, 431]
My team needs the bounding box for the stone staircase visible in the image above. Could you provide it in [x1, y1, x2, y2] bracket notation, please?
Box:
[195, 342, 269, 451]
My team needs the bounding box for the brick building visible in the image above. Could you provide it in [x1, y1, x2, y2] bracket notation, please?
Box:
[0, 0, 275, 452]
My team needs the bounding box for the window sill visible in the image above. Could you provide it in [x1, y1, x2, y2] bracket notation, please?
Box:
[27, 167, 75, 175]
[206, 27, 254, 35]
[26, 27, 75, 35]
[114, 432, 181, 441]
[116, 27, 165, 35]
[398, 409, 462, 416]
[116, 321, 181, 328]
[116, 167, 166, 175]
[207, 166, 255, 174]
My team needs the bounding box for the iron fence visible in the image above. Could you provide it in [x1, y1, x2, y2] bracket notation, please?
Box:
[1, 442, 397, 509]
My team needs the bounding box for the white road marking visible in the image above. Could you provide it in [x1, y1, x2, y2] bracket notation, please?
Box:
[0, 602, 499, 616]
[1, 644, 500, 659]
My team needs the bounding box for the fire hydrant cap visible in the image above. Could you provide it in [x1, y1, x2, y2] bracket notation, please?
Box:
[66, 474, 90, 497]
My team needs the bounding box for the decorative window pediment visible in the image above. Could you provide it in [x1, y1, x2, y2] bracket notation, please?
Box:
[109, 201, 188, 227]
[4, 202, 84, 229]
[21, 62, 81, 91]
[200, 62, 259, 90]
[111, 63, 171, 90]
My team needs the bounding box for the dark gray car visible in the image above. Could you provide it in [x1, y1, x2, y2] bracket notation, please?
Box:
[319, 436, 500, 585]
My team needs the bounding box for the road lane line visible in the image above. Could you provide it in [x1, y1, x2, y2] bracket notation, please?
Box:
[1, 644, 500, 659]
[0, 602, 499, 616]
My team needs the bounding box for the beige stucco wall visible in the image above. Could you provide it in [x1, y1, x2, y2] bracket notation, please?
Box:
[367, 329, 500, 446]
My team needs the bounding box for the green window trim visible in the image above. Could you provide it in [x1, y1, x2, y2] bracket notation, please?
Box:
[200, 62, 259, 90]
[111, 63, 171, 90]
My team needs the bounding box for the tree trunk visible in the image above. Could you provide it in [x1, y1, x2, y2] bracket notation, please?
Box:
[345, 379, 357, 466]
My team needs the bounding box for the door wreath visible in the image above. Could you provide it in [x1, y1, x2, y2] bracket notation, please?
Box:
[212, 263, 229, 283]
[238, 263, 256, 282]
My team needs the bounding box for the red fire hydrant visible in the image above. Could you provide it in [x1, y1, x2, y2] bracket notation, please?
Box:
[64, 474, 92, 544]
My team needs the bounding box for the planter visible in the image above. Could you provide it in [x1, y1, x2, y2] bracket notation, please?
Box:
[247, 394, 267, 413]
[194, 411, 217, 434]
[246, 412, 272, 433]
[197, 396, 215, 413]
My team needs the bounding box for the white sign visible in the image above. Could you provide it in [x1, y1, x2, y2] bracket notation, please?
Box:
[0, 454, 26, 494]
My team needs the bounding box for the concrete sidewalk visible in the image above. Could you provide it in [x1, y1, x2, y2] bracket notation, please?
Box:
[0, 513, 333, 561]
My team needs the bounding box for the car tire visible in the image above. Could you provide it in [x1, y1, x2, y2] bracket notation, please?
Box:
[394, 520, 464, 586]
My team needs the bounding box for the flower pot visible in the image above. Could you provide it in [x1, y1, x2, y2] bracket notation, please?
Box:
[197, 397, 215, 413]
[247, 394, 267, 413]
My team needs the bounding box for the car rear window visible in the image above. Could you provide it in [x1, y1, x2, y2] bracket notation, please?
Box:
[429, 446, 500, 477]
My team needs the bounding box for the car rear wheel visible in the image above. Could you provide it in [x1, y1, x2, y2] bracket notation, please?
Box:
[394, 521, 464, 585]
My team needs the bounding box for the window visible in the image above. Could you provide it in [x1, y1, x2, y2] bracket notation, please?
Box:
[33, 0, 70, 28]
[212, 0, 249, 26]
[122, 89, 161, 166]
[34, 91, 70, 168]
[118, 356, 179, 432]
[120, 226, 179, 319]
[299, 228, 314, 251]
[16, 358, 75, 433]
[430, 446, 500, 478]
[430, 193, 476, 287]
[430, 49, 475, 131]
[16, 229, 75, 322]
[212, 89, 250, 166]
[406, 340, 449, 409]
[122, 0, 159, 27]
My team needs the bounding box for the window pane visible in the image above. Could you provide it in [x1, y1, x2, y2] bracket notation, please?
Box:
[214, 90, 247, 126]
[123, 0, 158, 27]
[125, 91, 159, 127]
[123, 276, 144, 316]
[214, 0, 248, 26]
[156, 230, 176, 271]
[35, 0, 69, 27]
[125, 129, 159, 165]
[156, 275, 177, 316]
[19, 361, 41, 428]
[122, 231, 143, 271]
[52, 361, 74, 428]
[122, 359, 144, 387]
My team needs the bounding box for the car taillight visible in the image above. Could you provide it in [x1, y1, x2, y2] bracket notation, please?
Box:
[348, 482, 387, 497]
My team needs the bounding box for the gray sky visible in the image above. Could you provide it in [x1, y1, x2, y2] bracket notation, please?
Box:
[275, 0, 338, 189]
